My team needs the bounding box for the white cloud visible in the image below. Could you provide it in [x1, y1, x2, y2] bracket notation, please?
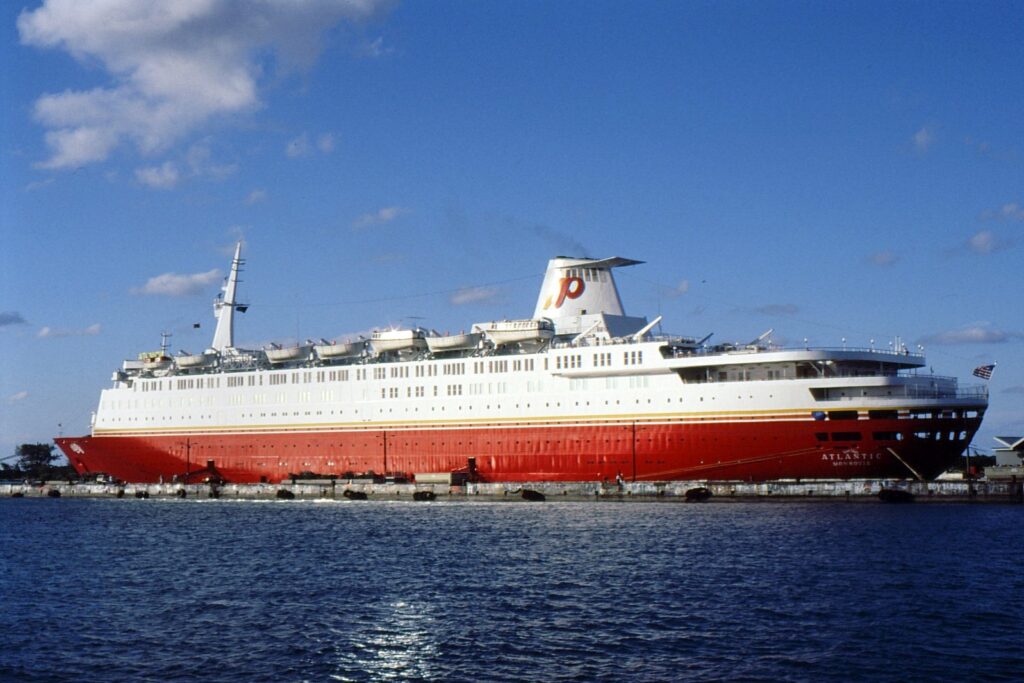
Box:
[919, 324, 1022, 346]
[286, 133, 311, 158]
[133, 269, 222, 296]
[286, 132, 335, 157]
[186, 140, 238, 179]
[317, 133, 336, 153]
[660, 280, 690, 298]
[353, 206, 407, 229]
[135, 161, 180, 189]
[37, 323, 102, 338]
[8, 391, 29, 404]
[965, 229, 1014, 255]
[245, 189, 267, 205]
[999, 203, 1024, 221]
[969, 230, 996, 253]
[24, 177, 55, 192]
[869, 250, 898, 266]
[451, 287, 499, 305]
[913, 126, 934, 152]
[18, 0, 389, 170]
[356, 36, 394, 58]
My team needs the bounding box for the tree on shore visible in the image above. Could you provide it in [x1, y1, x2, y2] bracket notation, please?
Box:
[2, 443, 77, 480]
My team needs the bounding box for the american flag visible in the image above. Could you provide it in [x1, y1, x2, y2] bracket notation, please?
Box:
[972, 364, 996, 380]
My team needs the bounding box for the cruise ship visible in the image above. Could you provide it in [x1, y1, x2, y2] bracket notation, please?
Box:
[56, 244, 987, 484]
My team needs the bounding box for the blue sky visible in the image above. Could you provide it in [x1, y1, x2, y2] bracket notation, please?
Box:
[2, 0, 1021, 458]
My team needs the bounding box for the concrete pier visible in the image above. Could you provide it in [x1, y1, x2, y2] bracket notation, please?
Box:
[3, 479, 1023, 503]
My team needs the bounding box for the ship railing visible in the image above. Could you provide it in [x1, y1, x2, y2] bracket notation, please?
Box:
[659, 343, 926, 360]
[819, 384, 987, 401]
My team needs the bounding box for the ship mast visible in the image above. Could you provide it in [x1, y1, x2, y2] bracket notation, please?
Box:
[211, 242, 244, 352]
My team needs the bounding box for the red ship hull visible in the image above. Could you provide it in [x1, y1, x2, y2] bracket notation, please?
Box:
[56, 413, 980, 483]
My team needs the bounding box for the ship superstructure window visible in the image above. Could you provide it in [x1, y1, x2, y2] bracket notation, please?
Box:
[446, 384, 463, 396]
[374, 368, 386, 380]
[488, 360, 509, 373]
[831, 432, 862, 441]
[556, 354, 582, 369]
[873, 432, 902, 441]
[443, 363, 465, 376]
[269, 374, 287, 386]
[228, 376, 245, 388]
[624, 351, 643, 366]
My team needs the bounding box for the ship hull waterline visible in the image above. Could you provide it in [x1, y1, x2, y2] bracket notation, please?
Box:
[56, 414, 980, 484]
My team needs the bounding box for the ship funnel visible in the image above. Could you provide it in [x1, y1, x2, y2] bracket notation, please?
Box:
[211, 242, 244, 351]
[532, 256, 643, 320]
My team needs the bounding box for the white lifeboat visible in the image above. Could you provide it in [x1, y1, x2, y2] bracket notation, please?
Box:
[426, 331, 482, 354]
[369, 328, 427, 355]
[175, 351, 213, 368]
[473, 319, 554, 347]
[264, 343, 313, 364]
[314, 340, 363, 359]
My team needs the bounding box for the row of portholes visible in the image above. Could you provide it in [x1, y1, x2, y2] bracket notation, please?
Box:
[103, 392, 783, 425]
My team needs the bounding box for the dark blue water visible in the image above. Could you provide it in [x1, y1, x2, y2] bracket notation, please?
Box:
[1, 499, 1021, 682]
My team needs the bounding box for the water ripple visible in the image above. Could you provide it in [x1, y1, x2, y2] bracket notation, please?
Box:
[1, 499, 1022, 681]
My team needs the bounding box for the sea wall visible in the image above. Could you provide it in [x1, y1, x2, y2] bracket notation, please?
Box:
[3, 479, 1023, 503]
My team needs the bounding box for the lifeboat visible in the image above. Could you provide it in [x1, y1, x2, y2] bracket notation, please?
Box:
[175, 351, 213, 368]
[264, 344, 312, 364]
[369, 329, 427, 355]
[314, 340, 363, 359]
[139, 350, 172, 372]
[474, 319, 554, 347]
[426, 331, 482, 354]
